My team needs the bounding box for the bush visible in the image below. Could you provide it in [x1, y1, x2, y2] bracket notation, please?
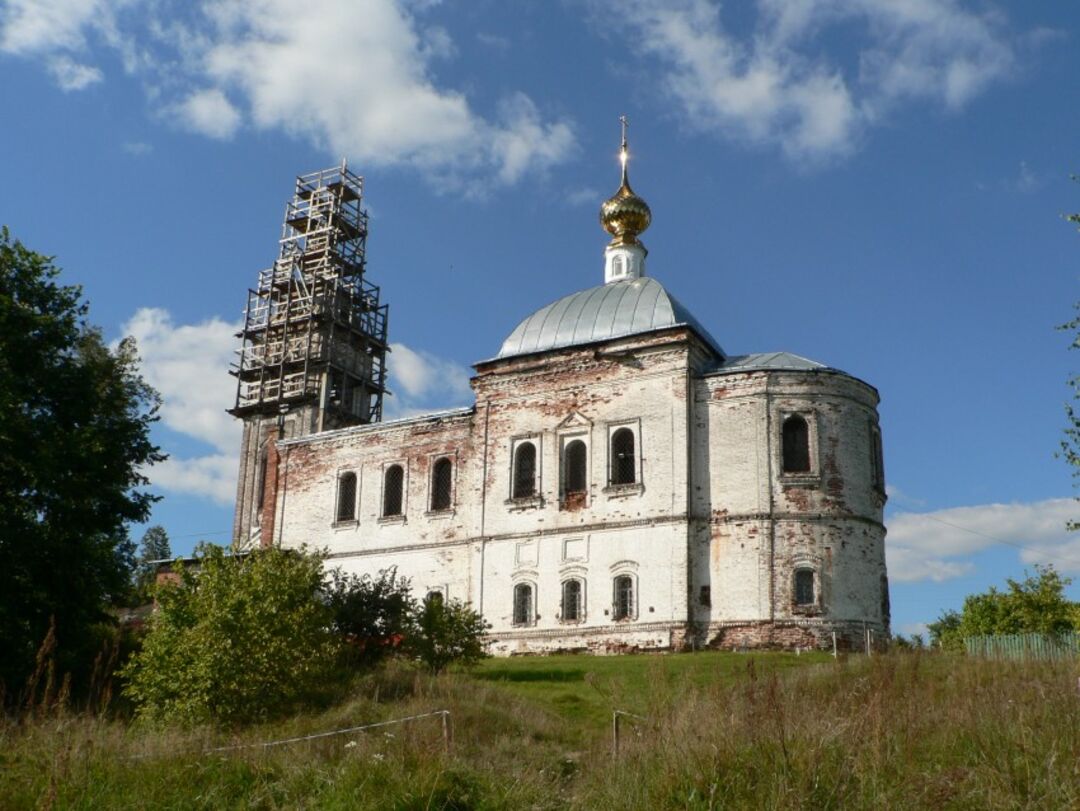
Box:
[325, 567, 415, 668]
[121, 545, 338, 726]
[406, 594, 490, 675]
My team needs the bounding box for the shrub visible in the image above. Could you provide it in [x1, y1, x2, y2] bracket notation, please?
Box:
[325, 567, 416, 667]
[406, 594, 490, 675]
[121, 545, 338, 725]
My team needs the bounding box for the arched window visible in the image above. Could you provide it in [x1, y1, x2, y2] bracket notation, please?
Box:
[612, 254, 625, 277]
[794, 569, 815, 606]
[425, 590, 444, 608]
[512, 442, 537, 499]
[430, 457, 452, 511]
[382, 464, 404, 517]
[513, 583, 534, 625]
[564, 439, 587, 494]
[336, 472, 357, 522]
[782, 415, 811, 473]
[613, 575, 634, 621]
[561, 579, 583, 622]
[610, 428, 636, 485]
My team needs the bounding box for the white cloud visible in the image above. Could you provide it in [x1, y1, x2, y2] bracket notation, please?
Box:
[1, 0, 575, 189]
[566, 186, 600, 207]
[116, 308, 472, 500]
[150, 453, 238, 506]
[117, 308, 240, 503]
[0, 0, 104, 55]
[386, 341, 472, 418]
[886, 497, 1080, 582]
[174, 88, 241, 139]
[598, 0, 1019, 161]
[47, 55, 102, 90]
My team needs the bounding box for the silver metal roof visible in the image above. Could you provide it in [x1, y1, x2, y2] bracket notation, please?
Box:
[709, 352, 835, 375]
[496, 277, 725, 360]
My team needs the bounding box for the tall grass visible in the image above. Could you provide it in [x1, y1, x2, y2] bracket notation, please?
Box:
[2, 653, 1078, 809]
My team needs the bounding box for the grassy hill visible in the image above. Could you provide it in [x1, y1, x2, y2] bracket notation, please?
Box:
[3, 651, 1078, 809]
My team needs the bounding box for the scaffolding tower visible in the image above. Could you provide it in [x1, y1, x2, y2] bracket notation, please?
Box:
[230, 161, 388, 428]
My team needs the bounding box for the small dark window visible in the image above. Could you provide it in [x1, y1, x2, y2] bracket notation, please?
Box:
[336, 472, 357, 522]
[561, 579, 583, 622]
[254, 448, 268, 515]
[699, 585, 711, 607]
[564, 439, 587, 494]
[794, 569, 815, 606]
[431, 457, 452, 511]
[613, 575, 634, 620]
[782, 415, 811, 473]
[870, 425, 885, 491]
[610, 428, 636, 485]
[880, 574, 890, 623]
[513, 583, 533, 625]
[513, 442, 537, 499]
[383, 464, 404, 517]
[425, 590, 444, 608]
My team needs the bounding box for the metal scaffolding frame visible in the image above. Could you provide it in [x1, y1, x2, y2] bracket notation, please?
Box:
[230, 161, 389, 425]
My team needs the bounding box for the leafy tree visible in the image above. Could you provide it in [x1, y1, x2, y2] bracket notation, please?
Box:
[133, 525, 171, 600]
[325, 567, 416, 667]
[0, 228, 164, 696]
[121, 545, 338, 726]
[405, 594, 490, 675]
[929, 565, 1079, 650]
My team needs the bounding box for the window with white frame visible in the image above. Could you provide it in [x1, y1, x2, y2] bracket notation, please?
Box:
[512, 441, 537, 499]
[430, 456, 453, 511]
[610, 427, 636, 485]
[561, 579, 584, 622]
[563, 438, 587, 497]
[513, 582, 535, 626]
[613, 575, 635, 620]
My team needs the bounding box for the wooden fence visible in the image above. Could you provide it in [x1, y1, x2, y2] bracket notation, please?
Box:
[964, 632, 1080, 661]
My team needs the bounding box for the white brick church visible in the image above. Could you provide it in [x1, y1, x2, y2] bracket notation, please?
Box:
[230, 137, 890, 653]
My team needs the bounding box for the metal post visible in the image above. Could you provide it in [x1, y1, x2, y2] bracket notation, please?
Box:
[832, 632, 838, 659]
[865, 628, 872, 656]
[612, 711, 620, 756]
[441, 710, 451, 752]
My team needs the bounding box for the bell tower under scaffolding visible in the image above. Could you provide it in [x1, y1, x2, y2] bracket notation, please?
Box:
[230, 161, 389, 548]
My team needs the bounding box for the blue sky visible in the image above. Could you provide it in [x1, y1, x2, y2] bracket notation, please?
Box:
[3, 0, 1080, 637]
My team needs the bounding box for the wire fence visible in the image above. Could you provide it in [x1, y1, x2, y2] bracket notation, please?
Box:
[964, 633, 1080, 662]
[127, 709, 451, 760]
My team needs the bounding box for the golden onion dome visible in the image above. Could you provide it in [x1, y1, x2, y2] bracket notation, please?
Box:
[600, 122, 651, 248]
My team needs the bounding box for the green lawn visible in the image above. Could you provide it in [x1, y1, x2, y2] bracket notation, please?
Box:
[470, 649, 833, 736]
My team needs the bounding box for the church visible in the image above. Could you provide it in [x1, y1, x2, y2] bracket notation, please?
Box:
[229, 132, 890, 653]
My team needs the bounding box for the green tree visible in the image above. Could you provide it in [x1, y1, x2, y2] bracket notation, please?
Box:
[405, 594, 490, 675]
[928, 565, 1079, 650]
[133, 525, 171, 600]
[325, 567, 416, 667]
[0, 228, 164, 696]
[121, 545, 338, 726]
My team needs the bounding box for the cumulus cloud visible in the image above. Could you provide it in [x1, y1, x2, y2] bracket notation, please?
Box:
[118, 308, 240, 503]
[0, 0, 105, 55]
[1, 0, 574, 190]
[47, 55, 103, 90]
[174, 88, 241, 139]
[385, 341, 472, 419]
[886, 497, 1080, 582]
[596, 0, 1020, 161]
[116, 307, 471, 500]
